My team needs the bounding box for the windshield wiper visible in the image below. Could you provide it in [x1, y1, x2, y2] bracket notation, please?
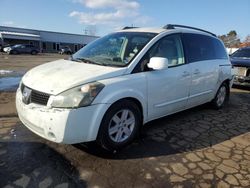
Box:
[70, 57, 124, 67]
[75, 57, 108, 66]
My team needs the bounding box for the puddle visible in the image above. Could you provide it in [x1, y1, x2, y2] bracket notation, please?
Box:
[0, 70, 25, 91]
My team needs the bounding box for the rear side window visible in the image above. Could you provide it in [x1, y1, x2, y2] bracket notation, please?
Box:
[213, 39, 228, 59]
[183, 33, 227, 63]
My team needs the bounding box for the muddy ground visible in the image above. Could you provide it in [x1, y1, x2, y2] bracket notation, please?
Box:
[0, 54, 250, 188]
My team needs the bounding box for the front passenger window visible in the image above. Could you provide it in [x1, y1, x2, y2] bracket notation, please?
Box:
[135, 34, 185, 73]
[151, 35, 184, 67]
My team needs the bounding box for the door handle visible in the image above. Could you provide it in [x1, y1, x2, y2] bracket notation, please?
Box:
[182, 71, 190, 77]
[193, 69, 200, 75]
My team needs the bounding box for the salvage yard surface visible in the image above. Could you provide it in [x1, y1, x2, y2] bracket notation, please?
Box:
[0, 54, 250, 188]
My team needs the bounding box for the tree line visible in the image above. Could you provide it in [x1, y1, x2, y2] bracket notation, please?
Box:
[218, 31, 250, 48]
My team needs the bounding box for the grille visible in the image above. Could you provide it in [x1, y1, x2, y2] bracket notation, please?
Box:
[21, 84, 50, 105]
[31, 90, 50, 105]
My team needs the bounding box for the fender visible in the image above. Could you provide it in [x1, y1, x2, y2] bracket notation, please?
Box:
[93, 73, 148, 123]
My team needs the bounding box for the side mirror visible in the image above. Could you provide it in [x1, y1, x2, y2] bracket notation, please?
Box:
[148, 57, 168, 70]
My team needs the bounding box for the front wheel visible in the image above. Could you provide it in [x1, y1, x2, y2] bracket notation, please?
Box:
[10, 50, 18, 55]
[31, 50, 38, 55]
[211, 82, 229, 109]
[97, 100, 142, 151]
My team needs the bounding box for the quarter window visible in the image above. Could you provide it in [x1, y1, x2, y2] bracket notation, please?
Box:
[213, 39, 228, 59]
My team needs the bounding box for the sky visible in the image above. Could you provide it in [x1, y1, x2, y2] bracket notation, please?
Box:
[0, 0, 249, 40]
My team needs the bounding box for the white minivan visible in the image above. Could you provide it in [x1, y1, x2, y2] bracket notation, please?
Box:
[16, 25, 232, 150]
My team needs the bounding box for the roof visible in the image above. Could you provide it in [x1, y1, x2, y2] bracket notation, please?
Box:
[0, 31, 40, 38]
[0, 25, 98, 38]
[117, 27, 217, 37]
[240, 46, 250, 49]
[117, 27, 166, 34]
[0, 31, 41, 41]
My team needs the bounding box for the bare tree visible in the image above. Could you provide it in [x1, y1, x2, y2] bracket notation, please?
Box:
[244, 35, 250, 43]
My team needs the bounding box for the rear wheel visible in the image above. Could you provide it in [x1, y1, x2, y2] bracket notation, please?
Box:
[211, 82, 229, 109]
[97, 100, 142, 151]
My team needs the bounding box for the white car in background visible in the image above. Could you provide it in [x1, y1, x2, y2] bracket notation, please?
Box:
[16, 24, 232, 151]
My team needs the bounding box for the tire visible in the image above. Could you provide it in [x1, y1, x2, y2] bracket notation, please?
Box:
[31, 50, 38, 55]
[11, 50, 18, 55]
[97, 99, 142, 151]
[211, 82, 229, 109]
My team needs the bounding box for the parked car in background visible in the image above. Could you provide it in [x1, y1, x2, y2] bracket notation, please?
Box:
[4, 44, 39, 55]
[16, 24, 232, 151]
[1, 44, 11, 52]
[226, 48, 238, 55]
[59, 46, 72, 54]
[231, 47, 250, 87]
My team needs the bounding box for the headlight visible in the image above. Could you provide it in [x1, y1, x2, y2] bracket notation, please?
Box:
[50, 82, 104, 108]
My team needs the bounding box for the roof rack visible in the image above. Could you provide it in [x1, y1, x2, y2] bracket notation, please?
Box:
[122, 26, 139, 30]
[163, 24, 217, 37]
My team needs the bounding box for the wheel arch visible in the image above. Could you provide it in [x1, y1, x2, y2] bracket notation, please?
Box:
[107, 97, 144, 124]
[220, 78, 230, 96]
[93, 87, 148, 124]
[96, 97, 144, 150]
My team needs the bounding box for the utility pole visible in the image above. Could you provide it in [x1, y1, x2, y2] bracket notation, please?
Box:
[84, 29, 88, 35]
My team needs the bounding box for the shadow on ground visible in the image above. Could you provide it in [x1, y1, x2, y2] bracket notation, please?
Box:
[75, 89, 250, 160]
[0, 142, 86, 188]
[232, 85, 250, 91]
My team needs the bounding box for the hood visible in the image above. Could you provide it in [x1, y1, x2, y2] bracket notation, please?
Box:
[230, 57, 250, 67]
[22, 59, 127, 95]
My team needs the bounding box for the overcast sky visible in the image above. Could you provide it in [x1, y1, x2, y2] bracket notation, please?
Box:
[0, 0, 249, 39]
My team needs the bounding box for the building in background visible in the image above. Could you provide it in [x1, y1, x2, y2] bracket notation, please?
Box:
[0, 26, 99, 53]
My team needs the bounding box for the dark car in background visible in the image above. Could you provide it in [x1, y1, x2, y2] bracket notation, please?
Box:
[3, 44, 39, 55]
[59, 46, 72, 55]
[231, 47, 250, 87]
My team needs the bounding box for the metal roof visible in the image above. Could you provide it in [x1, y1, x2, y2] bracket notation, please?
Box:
[0, 31, 40, 41]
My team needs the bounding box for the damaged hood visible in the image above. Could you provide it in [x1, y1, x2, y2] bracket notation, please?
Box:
[22, 59, 126, 95]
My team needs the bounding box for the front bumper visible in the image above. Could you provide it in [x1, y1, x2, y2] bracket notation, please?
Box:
[16, 88, 109, 144]
[233, 75, 250, 87]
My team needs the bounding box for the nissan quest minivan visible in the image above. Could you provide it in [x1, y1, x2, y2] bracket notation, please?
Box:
[16, 25, 233, 150]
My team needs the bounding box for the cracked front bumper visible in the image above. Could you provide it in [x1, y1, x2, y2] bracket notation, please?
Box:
[16, 88, 109, 144]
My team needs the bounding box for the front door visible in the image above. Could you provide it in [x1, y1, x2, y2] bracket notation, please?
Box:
[145, 34, 191, 121]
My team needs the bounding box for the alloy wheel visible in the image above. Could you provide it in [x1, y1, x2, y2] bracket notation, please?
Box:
[108, 109, 135, 143]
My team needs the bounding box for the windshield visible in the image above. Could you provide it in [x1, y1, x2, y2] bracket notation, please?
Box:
[231, 48, 250, 58]
[72, 32, 156, 67]
[13, 44, 22, 48]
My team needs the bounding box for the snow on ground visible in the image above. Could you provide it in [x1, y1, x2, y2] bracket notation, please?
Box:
[0, 70, 14, 75]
